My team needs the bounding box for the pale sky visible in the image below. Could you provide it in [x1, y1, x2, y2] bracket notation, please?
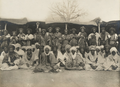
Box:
[0, 0, 120, 22]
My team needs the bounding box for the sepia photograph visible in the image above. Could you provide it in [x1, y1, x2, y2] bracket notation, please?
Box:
[0, 0, 120, 87]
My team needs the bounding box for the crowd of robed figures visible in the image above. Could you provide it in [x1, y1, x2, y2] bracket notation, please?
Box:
[0, 26, 120, 72]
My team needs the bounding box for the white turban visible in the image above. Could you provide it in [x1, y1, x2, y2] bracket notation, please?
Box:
[96, 46, 101, 50]
[110, 47, 117, 53]
[21, 46, 27, 50]
[44, 45, 51, 51]
[15, 43, 21, 48]
[100, 45, 104, 49]
[89, 45, 96, 51]
[70, 46, 77, 52]
[26, 46, 33, 50]
[31, 45, 35, 48]
[35, 42, 40, 46]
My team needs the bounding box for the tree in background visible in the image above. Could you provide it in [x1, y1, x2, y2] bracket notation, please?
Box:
[50, 0, 86, 22]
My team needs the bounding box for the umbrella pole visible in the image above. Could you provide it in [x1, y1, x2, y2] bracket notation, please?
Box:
[65, 24, 67, 30]
[98, 22, 100, 33]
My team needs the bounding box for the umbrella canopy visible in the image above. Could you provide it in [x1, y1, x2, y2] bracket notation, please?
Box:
[0, 18, 28, 25]
[101, 20, 120, 34]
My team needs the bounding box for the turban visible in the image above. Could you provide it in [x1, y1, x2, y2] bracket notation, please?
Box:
[80, 26, 85, 30]
[9, 45, 15, 50]
[44, 45, 51, 51]
[35, 42, 40, 46]
[21, 46, 27, 50]
[70, 46, 77, 52]
[71, 28, 76, 31]
[89, 45, 96, 51]
[110, 27, 116, 32]
[31, 45, 35, 49]
[110, 47, 117, 53]
[65, 44, 71, 51]
[26, 46, 33, 50]
[96, 46, 101, 50]
[100, 45, 104, 49]
[15, 43, 21, 48]
[55, 27, 60, 30]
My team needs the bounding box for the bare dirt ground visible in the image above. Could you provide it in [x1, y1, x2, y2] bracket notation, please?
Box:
[0, 69, 119, 87]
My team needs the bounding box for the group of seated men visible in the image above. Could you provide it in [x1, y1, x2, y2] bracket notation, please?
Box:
[0, 26, 120, 72]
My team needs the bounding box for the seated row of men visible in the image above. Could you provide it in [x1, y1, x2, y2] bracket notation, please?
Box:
[0, 42, 120, 72]
[0, 26, 119, 49]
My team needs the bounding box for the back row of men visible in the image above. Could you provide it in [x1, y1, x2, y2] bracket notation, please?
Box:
[0, 26, 119, 48]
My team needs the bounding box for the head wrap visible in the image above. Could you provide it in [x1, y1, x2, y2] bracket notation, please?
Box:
[96, 46, 101, 50]
[110, 27, 115, 32]
[31, 45, 35, 49]
[44, 45, 51, 51]
[55, 27, 60, 30]
[100, 45, 104, 49]
[70, 46, 77, 52]
[65, 44, 71, 51]
[71, 28, 76, 31]
[27, 28, 32, 32]
[48, 27, 53, 30]
[35, 42, 40, 46]
[15, 43, 21, 48]
[9, 45, 15, 50]
[80, 26, 85, 30]
[110, 47, 117, 53]
[42, 29, 46, 32]
[89, 45, 96, 51]
[21, 46, 27, 51]
[26, 46, 33, 50]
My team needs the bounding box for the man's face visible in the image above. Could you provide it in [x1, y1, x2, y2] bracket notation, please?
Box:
[96, 48, 100, 52]
[27, 49, 32, 54]
[66, 48, 70, 53]
[42, 31, 45, 35]
[27, 30, 31, 34]
[13, 32, 16, 36]
[4, 31, 7, 35]
[4, 47, 8, 53]
[36, 45, 39, 49]
[61, 47, 65, 52]
[9, 48, 14, 53]
[45, 48, 49, 54]
[72, 31, 75, 34]
[80, 48, 84, 53]
[92, 28, 96, 33]
[112, 51, 116, 56]
[105, 47, 109, 53]
[81, 28, 85, 32]
[16, 47, 19, 51]
[71, 50, 75, 55]
[101, 28, 105, 33]
[32, 48, 35, 52]
[56, 28, 59, 32]
[49, 28, 52, 32]
[19, 29, 23, 33]
[91, 50, 95, 55]
[110, 30, 114, 34]
[53, 47, 57, 53]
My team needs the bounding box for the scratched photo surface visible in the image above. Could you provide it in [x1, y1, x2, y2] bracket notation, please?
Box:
[0, 0, 120, 87]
